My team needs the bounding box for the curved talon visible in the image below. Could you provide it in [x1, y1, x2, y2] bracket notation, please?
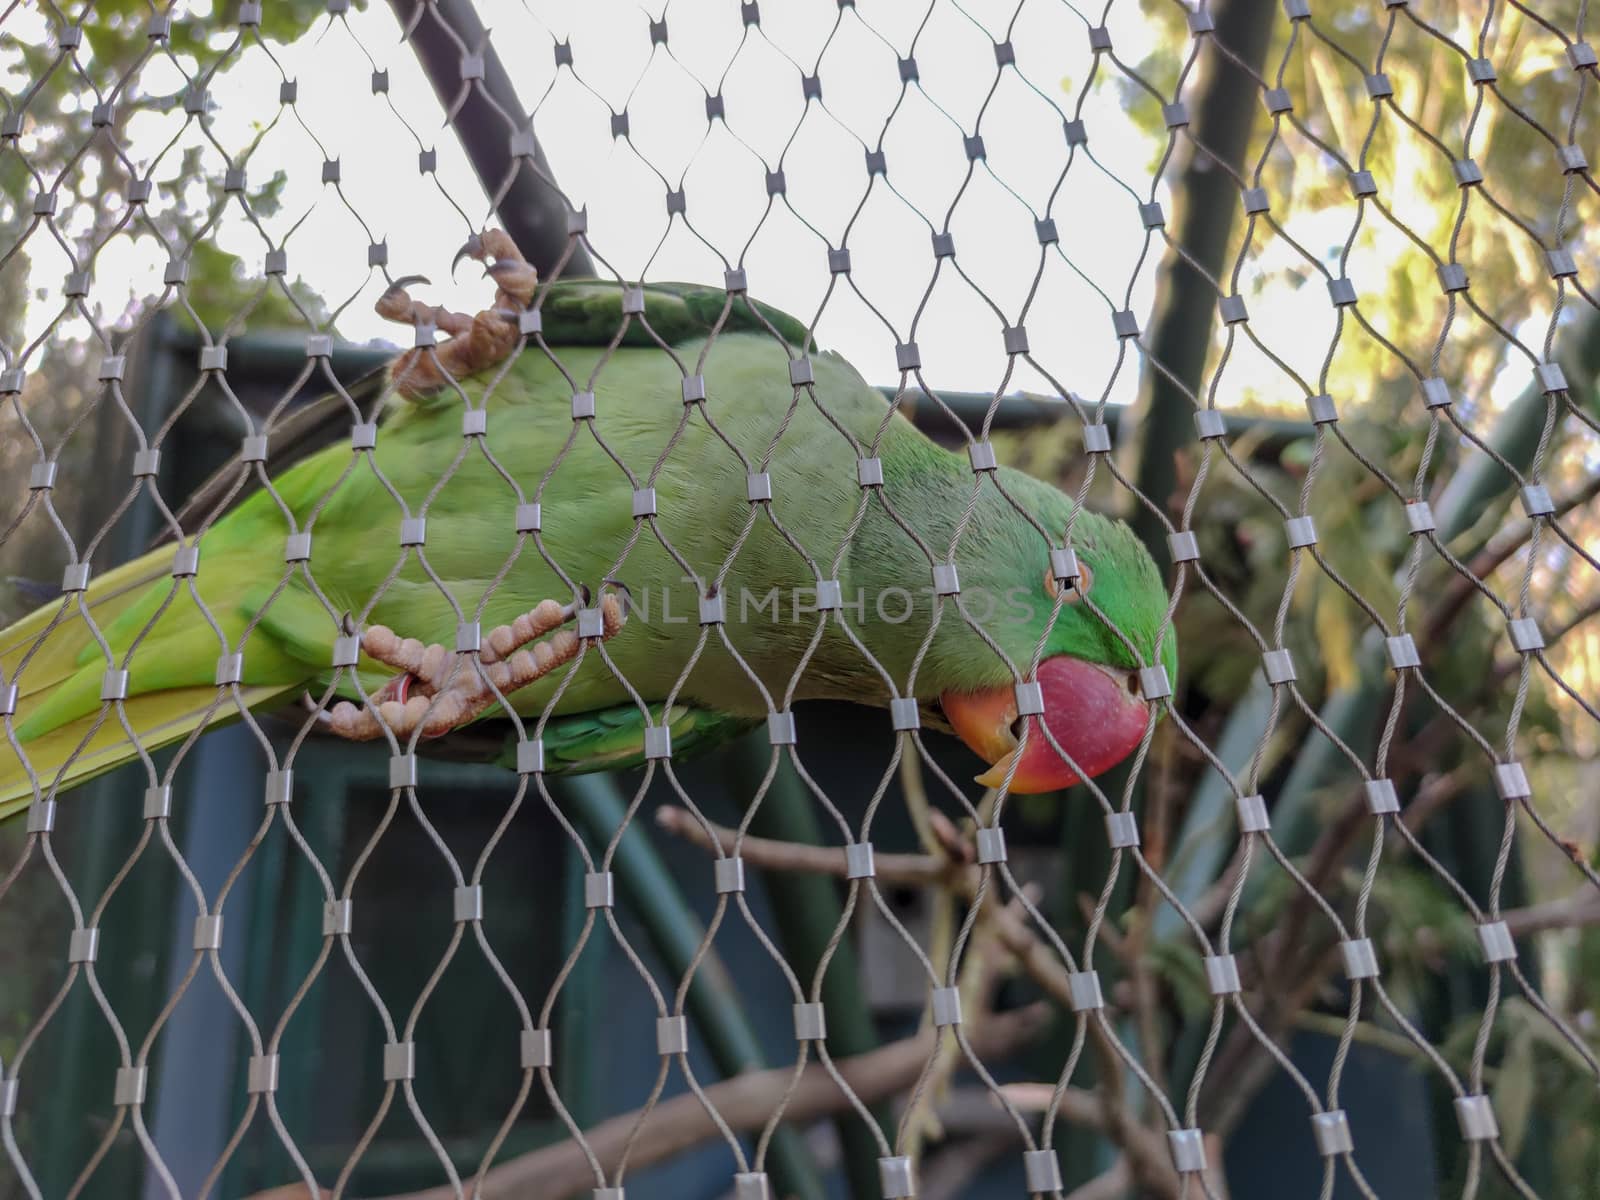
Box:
[386, 273, 432, 296]
[451, 235, 483, 278]
[376, 276, 428, 322]
[301, 691, 334, 726]
[375, 274, 475, 337]
[454, 228, 539, 309]
[601, 577, 634, 618]
[383, 229, 537, 397]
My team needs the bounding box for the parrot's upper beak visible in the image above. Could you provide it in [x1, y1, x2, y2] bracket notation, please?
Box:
[939, 654, 1151, 794]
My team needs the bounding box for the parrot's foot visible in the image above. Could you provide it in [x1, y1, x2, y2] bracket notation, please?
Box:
[324, 592, 626, 742]
[378, 229, 538, 398]
[453, 228, 539, 311]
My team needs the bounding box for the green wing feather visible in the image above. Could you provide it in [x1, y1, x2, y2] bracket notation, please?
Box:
[528, 703, 760, 776]
[0, 275, 912, 816]
[162, 280, 811, 539]
[535, 280, 813, 353]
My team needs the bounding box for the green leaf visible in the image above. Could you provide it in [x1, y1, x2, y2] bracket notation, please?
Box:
[1493, 1024, 1536, 1161]
[1144, 938, 1210, 1020]
[1501, 997, 1599, 1078]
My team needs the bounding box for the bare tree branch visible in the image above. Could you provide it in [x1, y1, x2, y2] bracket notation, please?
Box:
[1064, 1159, 1133, 1200]
[654, 805, 950, 885]
[247, 1007, 1051, 1200]
[1423, 473, 1600, 650]
[653, 806, 1191, 1198]
[656, 806, 1093, 1015]
[1501, 890, 1600, 936]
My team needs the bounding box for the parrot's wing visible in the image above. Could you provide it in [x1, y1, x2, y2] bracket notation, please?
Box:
[163, 362, 390, 547]
[528, 702, 760, 776]
[162, 281, 809, 548]
[535, 279, 812, 353]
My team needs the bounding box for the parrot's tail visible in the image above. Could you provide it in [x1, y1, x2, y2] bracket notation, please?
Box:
[0, 545, 303, 820]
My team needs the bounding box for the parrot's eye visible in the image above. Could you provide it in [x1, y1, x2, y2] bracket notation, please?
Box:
[1044, 561, 1093, 602]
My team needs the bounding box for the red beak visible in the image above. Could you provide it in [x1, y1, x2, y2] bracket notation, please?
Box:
[940, 654, 1150, 794]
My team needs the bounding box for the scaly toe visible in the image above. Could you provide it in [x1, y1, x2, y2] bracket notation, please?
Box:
[477, 229, 526, 264]
[485, 259, 540, 309]
[375, 274, 430, 322]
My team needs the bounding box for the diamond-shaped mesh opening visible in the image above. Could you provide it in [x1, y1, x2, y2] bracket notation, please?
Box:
[2, 0, 1597, 1197]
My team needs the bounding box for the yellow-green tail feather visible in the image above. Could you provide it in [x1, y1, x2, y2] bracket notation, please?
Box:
[1, 546, 304, 818]
[0, 682, 294, 821]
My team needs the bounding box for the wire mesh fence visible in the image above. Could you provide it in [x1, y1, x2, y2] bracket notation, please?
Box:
[1, 0, 1597, 1198]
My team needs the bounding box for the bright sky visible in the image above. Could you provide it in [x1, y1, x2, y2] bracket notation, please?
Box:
[263, 0, 1178, 401]
[5, 1, 1202, 402]
[5, 0, 1549, 415]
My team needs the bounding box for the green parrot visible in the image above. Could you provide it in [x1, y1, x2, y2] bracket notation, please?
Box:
[0, 247, 1174, 819]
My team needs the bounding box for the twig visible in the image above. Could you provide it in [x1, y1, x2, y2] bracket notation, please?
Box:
[901, 788, 965, 1163]
[655, 806, 1187, 1198]
[655, 806, 950, 885]
[247, 1007, 1051, 1200]
[1501, 890, 1600, 936]
[900, 740, 945, 862]
[1129, 731, 1180, 1097]
[659, 806, 1094, 1013]
[1187, 844, 1249, 932]
[1290, 1010, 1444, 1067]
[1202, 759, 1472, 1128]
[1488, 592, 1600, 689]
[1397, 765, 1475, 837]
[1076, 891, 1133, 964]
[1064, 1160, 1132, 1200]
[1540, 592, 1600, 648]
[1422, 473, 1600, 650]
[932, 1087, 1182, 1200]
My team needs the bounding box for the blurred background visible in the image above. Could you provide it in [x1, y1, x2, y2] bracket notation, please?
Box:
[1, 0, 1597, 1197]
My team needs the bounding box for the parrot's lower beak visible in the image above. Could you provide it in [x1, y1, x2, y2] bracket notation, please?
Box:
[939, 654, 1151, 794]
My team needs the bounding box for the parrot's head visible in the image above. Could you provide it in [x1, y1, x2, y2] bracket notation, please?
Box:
[921, 463, 1176, 795]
